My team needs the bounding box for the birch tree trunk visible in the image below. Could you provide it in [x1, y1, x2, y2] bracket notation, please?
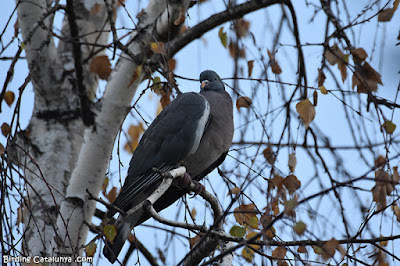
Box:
[15, 0, 109, 256]
[15, 0, 191, 259]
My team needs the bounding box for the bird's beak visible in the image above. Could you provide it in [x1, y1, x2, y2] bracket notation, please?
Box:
[201, 80, 209, 89]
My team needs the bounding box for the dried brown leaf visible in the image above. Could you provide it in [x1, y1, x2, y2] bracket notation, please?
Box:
[260, 213, 276, 239]
[1, 123, 11, 137]
[393, 166, 399, 184]
[271, 61, 282, 74]
[89, 55, 111, 80]
[296, 99, 316, 129]
[228, 41, 246, 58]
[174, 6, 185, 25]
[324, 44, 344, 65]
[268, 49, 282, 74]
[394, 0, 400, 11]
[270, 174, 285, 192]
[235, 19, 250, 38]
[288, 153, 297, 173]
[4, 91, 15, 107]
[227, 187, 241, 196]
[353, 62, 382, 93]
[322, 238, 339, 260]
[272, 246, 287, 259]
[151, 42, 166, 55]
[106, 187, 118, 203]
[372, 169, 391, 210]
[375, 155, 386, 168]
[283, 174, 301, 194]
[90, 3, 103, 15]
[160, 93, 171, 109]
[236, 96, 252, 110]
[351, 48, 368, 63]
[14, 20, 19, 37]
[263, 147, 275, 165]
[318, 68, 326, 86]
[248, 60, 254, 77]
[313, 90, 318, 106]
[168, 59, 176, 71]
[189, 234, 202, 249]
[392, 203, 400, 222]
[378, 8, 395, 22]
[338, 61, 347, 82]
[234, 204, 259, 229]
[191, 207, 197, 219]
[297, 246, 307, 253]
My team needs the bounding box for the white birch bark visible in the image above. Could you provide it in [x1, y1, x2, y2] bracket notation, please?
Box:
[15, 0, 109, 257]
[54, 0, 191, 258]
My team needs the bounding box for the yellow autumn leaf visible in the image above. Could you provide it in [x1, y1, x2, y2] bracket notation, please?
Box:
[319, 86, 328, 94]
[229, 225, 245, 237]
[150, 42, 166, 55]
[294, 221, 306, 235]
[85, 241, 97, 257]
[152, 77, 162, 94]
[103, 224, 117, 244]
[382, 121, 396, 134]
[296, 99, 316, 129]
[218, 27, 228, 48]
[234, 204, 259, 229]
[128, 64, 143, 86]
[242, 246, 254, 262]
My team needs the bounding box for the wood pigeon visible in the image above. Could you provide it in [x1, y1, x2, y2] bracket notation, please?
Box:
[103, 70, 234, 263]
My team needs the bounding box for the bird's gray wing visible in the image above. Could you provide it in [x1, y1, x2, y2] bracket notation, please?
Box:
[108, 92, 210, 217]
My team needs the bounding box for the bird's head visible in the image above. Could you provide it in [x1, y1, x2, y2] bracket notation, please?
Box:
[200, 70, 225, 92]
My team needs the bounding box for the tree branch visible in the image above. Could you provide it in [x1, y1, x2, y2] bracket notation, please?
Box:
[166, 0, 284, 59]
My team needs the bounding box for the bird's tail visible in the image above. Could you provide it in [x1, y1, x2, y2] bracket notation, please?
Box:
[103, 221, 131, 263]
[103, 208, 144, 263]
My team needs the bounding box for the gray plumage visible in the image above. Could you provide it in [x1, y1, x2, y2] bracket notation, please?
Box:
[103, 70, 233, 263]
